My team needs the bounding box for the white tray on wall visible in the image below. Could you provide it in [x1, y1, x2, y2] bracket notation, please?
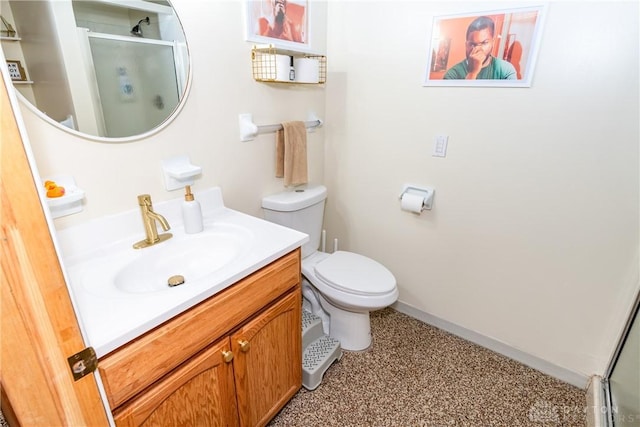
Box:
[42, 175, 85, 218]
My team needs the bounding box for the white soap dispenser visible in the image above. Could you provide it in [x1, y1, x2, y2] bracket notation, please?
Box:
[182, 185, 203, 234]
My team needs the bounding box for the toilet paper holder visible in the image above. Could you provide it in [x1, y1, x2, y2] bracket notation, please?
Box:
[399, 184, 435, 211]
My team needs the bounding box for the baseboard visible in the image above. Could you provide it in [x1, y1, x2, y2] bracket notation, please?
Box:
[392, 301, 590, 389]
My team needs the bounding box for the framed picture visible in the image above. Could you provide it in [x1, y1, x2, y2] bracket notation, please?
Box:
[245, 0, 310, 51]
[6, 60, 27, 81]
[424, 5, 546, 87]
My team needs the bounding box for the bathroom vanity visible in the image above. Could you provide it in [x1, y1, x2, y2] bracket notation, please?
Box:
[101, 250, 301, 427]
[55, 187, 309, 426]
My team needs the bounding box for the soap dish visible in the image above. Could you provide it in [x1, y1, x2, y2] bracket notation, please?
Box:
[162, 155, 202, 191]
[42, 175, 85, 218]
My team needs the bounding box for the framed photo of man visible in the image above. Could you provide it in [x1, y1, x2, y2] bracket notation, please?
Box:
[424, 5, 546, 87]
[245, 0, 310, 51]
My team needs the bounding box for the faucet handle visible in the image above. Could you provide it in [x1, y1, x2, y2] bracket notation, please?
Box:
[138, 194, 152, 206]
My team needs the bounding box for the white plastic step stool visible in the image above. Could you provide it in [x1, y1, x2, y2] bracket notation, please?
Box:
[301, 309, 341, 390]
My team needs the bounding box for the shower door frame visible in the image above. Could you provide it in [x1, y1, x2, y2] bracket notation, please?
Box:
[602, 288, 640, 426]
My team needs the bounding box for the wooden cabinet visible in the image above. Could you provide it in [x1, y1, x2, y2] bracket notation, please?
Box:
[112, 338, 239, 427]
[231, 291, 301, 427]
[101, 250, 302, 427]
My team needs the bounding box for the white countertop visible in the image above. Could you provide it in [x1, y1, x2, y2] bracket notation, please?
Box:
[57, 188, 308, 357]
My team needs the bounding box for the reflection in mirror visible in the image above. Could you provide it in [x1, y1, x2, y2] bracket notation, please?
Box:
[0, 0, 190, 141]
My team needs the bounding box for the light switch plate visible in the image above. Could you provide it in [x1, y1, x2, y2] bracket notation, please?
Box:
[433, 135, 448, 157]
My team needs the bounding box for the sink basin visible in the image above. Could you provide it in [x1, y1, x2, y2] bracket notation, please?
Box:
[114, 226, 252, 294]
[77, 223, 254, 297]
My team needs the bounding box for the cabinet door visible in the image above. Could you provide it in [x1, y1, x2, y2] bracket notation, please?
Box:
[113, 338, 239, 427]
[232, 288, 302, 427]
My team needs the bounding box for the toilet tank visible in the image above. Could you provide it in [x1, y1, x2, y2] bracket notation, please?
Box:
[262, 185, 327, 258]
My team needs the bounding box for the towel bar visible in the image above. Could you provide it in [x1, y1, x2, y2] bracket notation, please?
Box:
[239, 113, 323, 142]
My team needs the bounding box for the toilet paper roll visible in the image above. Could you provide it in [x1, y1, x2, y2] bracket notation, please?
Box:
[401, 193, 424, 214]
[275, 54, 292, 82]
[294, 58, 320, 83]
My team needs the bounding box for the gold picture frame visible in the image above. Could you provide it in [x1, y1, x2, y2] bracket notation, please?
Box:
[6, 60, 27, 81]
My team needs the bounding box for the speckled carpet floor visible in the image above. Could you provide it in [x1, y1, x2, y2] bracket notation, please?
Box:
[269, 308, 586, 427]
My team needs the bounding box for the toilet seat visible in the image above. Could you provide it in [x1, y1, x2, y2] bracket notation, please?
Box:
[314, 251, 396, 296]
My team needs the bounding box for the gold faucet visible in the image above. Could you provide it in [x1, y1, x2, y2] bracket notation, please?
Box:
[133, 194, 172, 249]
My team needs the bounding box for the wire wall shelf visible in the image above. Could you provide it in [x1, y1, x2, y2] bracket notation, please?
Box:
[251, 45, 326, 85]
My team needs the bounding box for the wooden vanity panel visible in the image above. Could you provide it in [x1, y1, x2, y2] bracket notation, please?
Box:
[112, 338, 239, 427]
[232, 290, 302, 427]
[99, 249, 300, 409]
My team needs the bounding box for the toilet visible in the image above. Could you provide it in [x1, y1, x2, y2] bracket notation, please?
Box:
[262, 185, 398, 351]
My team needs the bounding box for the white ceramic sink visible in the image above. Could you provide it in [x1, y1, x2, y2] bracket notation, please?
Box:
[75, 222, 254, 298]
[113, 224, 253, 294]
[58, 187, 308, 357]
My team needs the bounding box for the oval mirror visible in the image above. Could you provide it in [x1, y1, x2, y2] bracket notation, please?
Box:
[0, 0, 190, 142]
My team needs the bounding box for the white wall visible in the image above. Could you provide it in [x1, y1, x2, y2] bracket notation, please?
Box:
[13, 0, 639, 383]
[20, 0, 327, 224]
[323, 1, 639, 380]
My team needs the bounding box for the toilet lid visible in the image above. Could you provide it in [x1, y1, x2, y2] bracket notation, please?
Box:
[314, 251, 396, 296]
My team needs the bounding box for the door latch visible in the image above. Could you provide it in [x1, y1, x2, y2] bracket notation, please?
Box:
[67, 347, 98, 381]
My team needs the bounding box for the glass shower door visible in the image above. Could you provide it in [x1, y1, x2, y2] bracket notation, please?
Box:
[605, 293, 640, 426]
[88, 35, 179, 138]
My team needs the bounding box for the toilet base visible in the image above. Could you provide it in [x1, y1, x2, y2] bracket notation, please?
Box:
[319, 294, 372, 351]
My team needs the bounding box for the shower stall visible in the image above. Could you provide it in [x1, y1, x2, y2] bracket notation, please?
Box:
[81, 32, 182, 138]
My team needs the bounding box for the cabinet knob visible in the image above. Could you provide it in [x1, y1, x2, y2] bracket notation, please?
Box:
[221, 350, 234, 363]
[238, 340, 251, 352]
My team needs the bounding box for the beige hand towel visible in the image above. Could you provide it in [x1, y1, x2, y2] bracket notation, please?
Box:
[275, 121, 308, 186]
